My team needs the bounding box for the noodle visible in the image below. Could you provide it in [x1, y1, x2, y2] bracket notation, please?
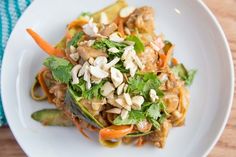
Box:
[29, 0, 196, 148]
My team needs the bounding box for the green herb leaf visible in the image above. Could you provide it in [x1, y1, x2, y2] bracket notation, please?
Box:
[127, 72, 162, 99]
[185, 70, 197, 86]
[113, 100, 168, 128]
[159, 115, 166, 124]
[71, 79, 105, 100]
[92, 38, 127, 51]
[146, 103, 161, 120]
[172, 64, 197, 86]
[92, 39, 129, 73]
[113, 110, 145, 125]
[79, 12, 91, 18]
[126, 35, 145, 53]
[148, 118, 160, 129]
[114, 61, 129, 73]
[67, 32, 84, 48]
[172, 64, 188, 79]
[43, 57, 73, 84]
[145, 101, 168, 129]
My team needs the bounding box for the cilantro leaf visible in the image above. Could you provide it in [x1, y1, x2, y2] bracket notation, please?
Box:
[185, 70, 197, 86]
[172, 64, 197, 86]
[92, 40, 107, 50]
[67, 32, 84, 48]
[145, 101, 168, 129]
[92, 38, 127, 52]
[126, 35, 145, 53]
[113, 100, 168, 129]
[114, 61, 130, 73]
[127, 72, 162, 99]
[79, 12, 91, 18]
[113, 110, 145, 125]
[43, 57, 73, 84]
[146, 103, 161, 120]
[71, 79, 105, 100]
[92, 39, 129, 73]
[148, 117, 160, 129]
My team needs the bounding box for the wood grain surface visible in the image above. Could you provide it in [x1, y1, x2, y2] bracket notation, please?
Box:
[0, 0, 235, 156]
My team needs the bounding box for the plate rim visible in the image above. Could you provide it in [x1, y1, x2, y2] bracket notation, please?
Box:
[1, 0, 234, 156]
[197, 1, 234, 156]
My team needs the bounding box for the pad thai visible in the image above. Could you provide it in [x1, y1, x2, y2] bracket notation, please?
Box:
[28, 0, 196, 148]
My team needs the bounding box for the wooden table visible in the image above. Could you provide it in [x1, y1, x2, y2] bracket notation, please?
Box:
[0, 0, 235, 156]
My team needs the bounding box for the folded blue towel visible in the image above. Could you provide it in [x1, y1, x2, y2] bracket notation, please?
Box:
[0, 0, 32, 126]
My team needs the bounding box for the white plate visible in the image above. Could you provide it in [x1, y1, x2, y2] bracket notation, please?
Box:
[1, 0, 234, 157]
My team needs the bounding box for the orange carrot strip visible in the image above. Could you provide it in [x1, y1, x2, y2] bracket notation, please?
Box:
[26, 28, 65, 57]
[65, 30, 72, 40]
[99, 125, 133, 140]
[37, 69, 53, 103]
[158, 54, 166, 67]
[117, 17, 125, 37]
[136, 137, 145, 147]
[72, 116, 91, 139]
[172, 57, 179, 66]
[163, 46, 174, 67]
[67, 19, 88, 30]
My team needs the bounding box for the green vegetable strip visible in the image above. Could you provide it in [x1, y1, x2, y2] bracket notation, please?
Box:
[67, 32, 84, 48]
[125, 35, 145, 53]
[31, 109, 74, 126]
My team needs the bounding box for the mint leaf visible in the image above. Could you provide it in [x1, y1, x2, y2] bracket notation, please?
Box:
[113, 110, 145, 125]
[71, 79, 105, 100]
[126, 35, 145, 53]
[127, 72, 162, 99]
[43, 57, 73, 84]
[67, 32, 84, 48]
[172, 64, 197, 86]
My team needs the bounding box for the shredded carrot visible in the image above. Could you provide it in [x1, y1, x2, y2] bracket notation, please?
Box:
[163, 46, 174, 67]
[172, 57, 179, 66]
[89, 125, 99, 132]
[67, 19, 88, 30]
[117, 17, 125, 37]
[37, 68, 53, 103]
[158, 53, 166, 67]
[136, 137, 145, 147]
[99, 125, 133, 140]
[65, 30, 72, 40]
[114, 16, 119, 25]
[72, 116, 91, 139]
[26, 28, 65, 57]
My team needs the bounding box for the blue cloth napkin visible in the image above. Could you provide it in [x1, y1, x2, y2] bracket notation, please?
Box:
[0, 0, 32, 126]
